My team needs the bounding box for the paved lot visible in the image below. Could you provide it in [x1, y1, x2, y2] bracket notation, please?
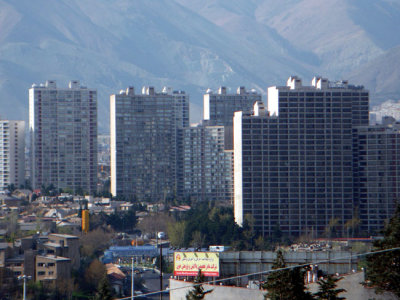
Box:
[139, 269, 170, 300]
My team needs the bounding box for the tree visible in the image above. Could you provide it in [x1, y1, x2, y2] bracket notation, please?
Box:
[314, 275, 346, 300]
[80, 228, 113, 258]
[263, 250, 313, 300]
[364, 205, 400, 297]
[105, 210, 137, 232]
[186, 270, 213, 300]
[93, 276, 113, 300]
[84, 259, 107, 292]
[325, 218, 340, 239]
[7, 183, 16, 193]
[191, 231, 206, 249]
[0, 267, 19, 298]
[167, 221, 187, 248]
[242, 214, 256, 249]
[138, 212, 173, 237]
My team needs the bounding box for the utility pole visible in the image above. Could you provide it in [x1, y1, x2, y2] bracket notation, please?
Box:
[159, 235, 163, 300]
[131, 256, 135, 300]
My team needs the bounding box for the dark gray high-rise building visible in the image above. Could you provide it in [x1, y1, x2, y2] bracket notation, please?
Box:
[29, 80, 98, 194]
[234, 76, 369, 237]
[353, 118, 400, 235]
[110, 86, 189, 201]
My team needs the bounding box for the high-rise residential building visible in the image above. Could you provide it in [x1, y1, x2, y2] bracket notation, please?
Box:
[110, 86, 189, 201]
[0, 120, 25, 191]
[353, 117, 400, 235]
[234, 76, 369, 237]
[204, 86, 261, 149]
[29, 80, 97, 194]
[181, 86, 259, 203]
[183, 124, 233, 203]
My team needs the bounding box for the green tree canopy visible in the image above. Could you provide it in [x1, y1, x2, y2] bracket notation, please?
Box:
[263, 250, 313, 300]
[314, 275, 346, 300]
[364, 205, 400, 297]
[93, 275, 113, 300]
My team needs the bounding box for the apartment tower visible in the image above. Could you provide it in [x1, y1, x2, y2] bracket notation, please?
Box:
[183, 124, 233, 203]
[204, 86, 261, 149]
[234, 77, 369, 237]
[29, 80, 97, 194]
[0, 120, 25, 191]
[110, 86, 189, 201]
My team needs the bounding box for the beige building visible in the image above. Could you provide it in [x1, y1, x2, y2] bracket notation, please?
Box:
[36, 255, 71, 283]
[46, 234, 80, 270]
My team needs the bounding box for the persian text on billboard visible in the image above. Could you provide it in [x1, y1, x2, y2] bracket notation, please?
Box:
[174, 252, 219, 277]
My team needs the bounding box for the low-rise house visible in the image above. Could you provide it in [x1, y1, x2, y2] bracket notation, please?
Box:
[36, 255, 71, 284]
[12, 189, 32, 201]
[44, 208, 69, 219]
[5, 255, 24, 277]
[105, 263, 126, 295]
[0, 195, 24, 207]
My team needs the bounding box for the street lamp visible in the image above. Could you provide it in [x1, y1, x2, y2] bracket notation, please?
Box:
[18, 275, 32, 300]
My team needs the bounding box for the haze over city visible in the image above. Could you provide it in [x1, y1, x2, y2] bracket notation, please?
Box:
[1, 1, 400, 300]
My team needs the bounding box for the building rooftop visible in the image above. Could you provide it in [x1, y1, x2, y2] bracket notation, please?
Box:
[49, 233, 78, 239]
[37, 255, 70, 262]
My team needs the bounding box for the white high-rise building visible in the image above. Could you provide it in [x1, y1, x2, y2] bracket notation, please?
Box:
[29, 80, 98, 194]
[0, 120, 25, 191]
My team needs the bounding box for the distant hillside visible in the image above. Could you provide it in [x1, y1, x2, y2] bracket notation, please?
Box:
[347, 46, 400, 105]
[0, 0, 400, 131]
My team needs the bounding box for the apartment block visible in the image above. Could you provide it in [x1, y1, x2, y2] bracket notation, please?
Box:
[0, 120, 25, 191]
[36, 255, 71, 283]
[204, 86, 261, 149]
[183, 124, 233, 203]
[110, 86, 189, 201]
[353, 119, 400, 235]
[29, 80, 97, 194]
[234, 77, 369, 237]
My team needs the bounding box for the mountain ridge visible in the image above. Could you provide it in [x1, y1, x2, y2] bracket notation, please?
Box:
[0, 0, 399, 131]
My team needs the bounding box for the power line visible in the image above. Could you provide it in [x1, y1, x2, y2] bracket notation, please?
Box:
[114, 247, 400, 299]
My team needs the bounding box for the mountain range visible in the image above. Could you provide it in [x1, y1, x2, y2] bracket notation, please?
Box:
[1, 0, 400, 131]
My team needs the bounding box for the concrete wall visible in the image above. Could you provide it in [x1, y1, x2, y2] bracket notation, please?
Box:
[169, 279, 265, 300]
[219, 251, 357, 285]
[170, 272, 397, 300]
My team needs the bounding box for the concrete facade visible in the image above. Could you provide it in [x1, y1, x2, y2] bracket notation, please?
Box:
[47, 233, 80, 270]
[170, 272, 397, 300]
[183, 124, 233, 203]
[35, 255, 71, 283]
[0, 120, 25, 191]
[110, 86, 189, 201]
[170, 279, 265, 300]
[218, 250, 357, 286]
[234, 77, 369, 237]
[353, 120, 400, 235]
[203, 86, 261, 150]
[29, 80, 98, 194]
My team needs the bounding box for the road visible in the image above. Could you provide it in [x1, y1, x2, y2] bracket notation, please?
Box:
[139, 269, 170, 300]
